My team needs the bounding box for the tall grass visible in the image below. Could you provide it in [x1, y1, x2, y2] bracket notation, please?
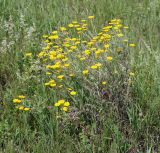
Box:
[0, 0, 160, 152]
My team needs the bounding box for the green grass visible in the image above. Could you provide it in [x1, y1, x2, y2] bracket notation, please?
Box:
[0, 0, 160, 152]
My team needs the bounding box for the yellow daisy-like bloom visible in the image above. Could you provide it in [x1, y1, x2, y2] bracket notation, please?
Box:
[102, 81, 107, 85]
[68, 24, 74, 27]
[18, 106, 25, 110]
[129, 72, 135, 76]
[106, 56, 113, 61]
[64, 102, 70, 107]
[60, 27, 67, 31]
[129, 44, 136, 47]
[57, 75, 64, 79]
[58, 99, 65, 105]
[18, 95, 25, 99]
[91, 65, 98, 69]
[25, 53, 32, 57]
[48, 35, 59, 39]
[96, 63, 102, 67]
[54, 102, 61, 107]
[13, 99, 22, 103]
[62, 107, 68, 112]
[88, 16, 94, 19]
[70, 91, 77, 95]
[82, 70, 89, 75]
[50, 83, 56, 87]
[24, 107, 30, 111]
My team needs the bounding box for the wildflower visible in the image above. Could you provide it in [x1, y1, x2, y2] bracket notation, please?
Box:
[54, 102, 61, 107]
[18, 106, 25, 110]
[129, 43, 136, 47]
[82, 70, 89, 75]
[106, 56, 113, 61]
[102, 81, 107, 85]
[69, 73, 74, 77]
[18, 95, 25, 99]
[62, 107, 68, 112]
[104, 44, 110, 48]
[68, 24, 74, 27]
[57, 75, 64, 79]
[24, 107, 30, 111]
[129, 72, 135, 76]
[91, 65, 98, 69]
[88, 16, 94, 19]
[50, 83, 56, 87]
[13, 99, 22, 103]
[60, 27, 67, 31]
[70, 91, 77, 95]
[52, 31, 58, 34]
[117, 33, 124, 37]
[58, 99, 65, 104]
[64, 102, 70, 107]
[25, 53, 32, 57]
[48, 35, 59, 39]
[46, 72, 52, 75]
[96, 63, 102, 67]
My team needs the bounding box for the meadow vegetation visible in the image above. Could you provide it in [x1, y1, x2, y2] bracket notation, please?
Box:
[0, 0, 160, 152]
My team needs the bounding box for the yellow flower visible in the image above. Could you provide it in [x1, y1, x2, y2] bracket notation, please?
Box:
[129, 44, 136, 47]
[68, 23, 74, 27]
[18, 106, 25, 110]
[69, 73, 74, 77]
[91, 65, 98, 69]
[117, 33, 124, 37]
[82, 70, 89, 75]
[13, 99, 22, 103]
[102, 81, 107, 85]
[57, 75, 64, 79]
[129, 72, 135, 76]
[50, 83, 56, 87]
[60, 27, 67, 31]
[46, 72, 52, 75]
[64, 102, 70, 107]
[64, 63, 70, 67]
[52, 31, 58, 34]
[25, 53, 32, 57]
[96, 63, 102, 67]
[88, 16, 94, 19]
[18, 95, 25, 99]
[62, 107, 68, 112]
[24, 107, 30, 111]
[106, 56, 113, 61]
[58, 99, 65, 104]
[70, 91, 77, 95]
[48, 35, 59, 39]
[54, 102, 61, 107]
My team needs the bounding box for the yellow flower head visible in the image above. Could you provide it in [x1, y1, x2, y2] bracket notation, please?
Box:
[102, 81, 107, 85]
[64, 102, 70, 107]
[129, 44, 136, 47]
[57, 75, 64, 79]
[25, 53, 32, 57]
[88, 16, 94, 19]
[70, 91, 77, 95]
[62, 107, 68, 112]
[82, 70, 89, 75]
[13, 99, 22, 103]
[106, 56, 113, 61]
[18, 95, 25, 99]
[129, 72, 135, 76]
